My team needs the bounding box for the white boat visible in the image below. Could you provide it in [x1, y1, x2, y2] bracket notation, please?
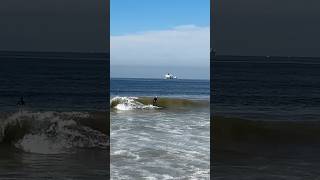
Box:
[164, 73, 177, 79]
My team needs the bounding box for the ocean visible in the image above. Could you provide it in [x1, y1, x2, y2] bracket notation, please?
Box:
[212, 58, 320, 179]
[110, 78, 210, 179]
[0, 54, 109, 179]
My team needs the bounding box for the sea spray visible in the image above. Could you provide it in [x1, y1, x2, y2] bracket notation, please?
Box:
[110, 96, 159, 110]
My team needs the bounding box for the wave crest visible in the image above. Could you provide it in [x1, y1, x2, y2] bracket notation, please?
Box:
[110, 96, 208, 110]
[110, 96, 159, 110]
[0, 111, 108, 154]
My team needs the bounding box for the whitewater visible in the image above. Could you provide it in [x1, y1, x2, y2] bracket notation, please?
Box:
[110, 78, 210, 179]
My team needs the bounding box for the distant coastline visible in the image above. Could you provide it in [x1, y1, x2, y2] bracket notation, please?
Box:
[0, 51, 109, 61]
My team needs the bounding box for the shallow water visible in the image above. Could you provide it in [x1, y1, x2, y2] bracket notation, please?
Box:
[0, 111, 109, 179]
[213, 153, 320, 180]
[0, 146, 108, 179]
[111, 108, 209, 179]
[110, 78, 210, 179]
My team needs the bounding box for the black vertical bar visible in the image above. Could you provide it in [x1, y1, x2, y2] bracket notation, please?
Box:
[210, 0, 215, 177]
[106, 0, 110, 178]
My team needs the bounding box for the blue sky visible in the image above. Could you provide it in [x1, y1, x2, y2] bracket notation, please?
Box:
[111, 0, 210, 35]
[111, 0, 210, 79]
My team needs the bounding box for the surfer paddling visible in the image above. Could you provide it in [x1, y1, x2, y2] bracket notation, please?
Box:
[153, 96, 158, 106]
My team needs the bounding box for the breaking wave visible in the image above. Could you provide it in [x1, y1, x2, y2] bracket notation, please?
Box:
[110, 96, 208, 111]
[110, 97, 159, 110]
[0, 111, 108, 154]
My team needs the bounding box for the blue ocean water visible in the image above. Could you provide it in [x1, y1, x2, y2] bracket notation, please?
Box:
[212, 58, 320, 179]
[110, 78, 210, 179]
[212, 60, 320, 121]
[111, 78, 209, 100]
[0, 58, 107, 112]
[0, 55, 108, 179]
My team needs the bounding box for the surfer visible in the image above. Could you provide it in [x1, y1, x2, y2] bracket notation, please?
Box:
[153, 96, 158, 106]
[17, 96, 25, 113]
[17, 96, 25, 106]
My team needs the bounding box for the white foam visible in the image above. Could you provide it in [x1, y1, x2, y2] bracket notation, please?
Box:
[0, 111, 108, 154]
[111, 96, 159, 111]
[14, 118, 108, 154]
[113, 149, 140, 160]
[110, 106, 210, 179]
[189, 168, 210, 180]
[15, 133, 70, 154]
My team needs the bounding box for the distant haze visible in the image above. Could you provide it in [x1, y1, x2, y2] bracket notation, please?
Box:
[111, 25, 210, 79]
[111, 0, 209, 79]
[111, 65, 209, 80]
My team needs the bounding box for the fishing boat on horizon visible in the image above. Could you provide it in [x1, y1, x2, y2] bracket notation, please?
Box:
[164, 73, 177, 79]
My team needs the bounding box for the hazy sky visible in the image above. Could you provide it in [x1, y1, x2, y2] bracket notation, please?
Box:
[0, 0, 108, 53]
[111, 0, 210, 79]
[214, 0, 320, 57]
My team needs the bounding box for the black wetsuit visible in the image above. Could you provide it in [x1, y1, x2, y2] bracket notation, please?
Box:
[153, 97, 158, 106]
[17, 97, 25, 106]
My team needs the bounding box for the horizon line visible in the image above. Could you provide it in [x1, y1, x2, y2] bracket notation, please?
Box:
[110, 77, 209, 80]
[0, 50, 109, 54]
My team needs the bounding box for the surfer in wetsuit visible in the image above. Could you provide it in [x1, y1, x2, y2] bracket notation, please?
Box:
[153, 96, 158, 106]
[17, 96, 25, 112]
[17, 97, 25, 106]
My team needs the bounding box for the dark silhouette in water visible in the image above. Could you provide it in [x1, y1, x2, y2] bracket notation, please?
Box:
[153, 96, 158, 106]
[212, 48, 216, 58]
[17, 97, 25, 113]
[17, 97, 25, 106]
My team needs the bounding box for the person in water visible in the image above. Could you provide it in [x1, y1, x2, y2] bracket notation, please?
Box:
[17, 96, 25, 106]
[17, 96, 25, 113]
[153, 96, 158, 106]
